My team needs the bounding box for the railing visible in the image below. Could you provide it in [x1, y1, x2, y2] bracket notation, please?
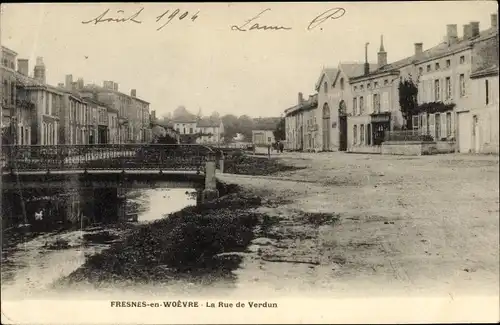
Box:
[384, 130, 434, 142]
[1, 144, 215, 173]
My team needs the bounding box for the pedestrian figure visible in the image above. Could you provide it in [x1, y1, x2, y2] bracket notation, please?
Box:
[279, 141, 284, 153]
[34, 208, 45, 232]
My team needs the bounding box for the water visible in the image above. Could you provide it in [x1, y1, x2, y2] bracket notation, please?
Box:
[1, 185, 197, 299]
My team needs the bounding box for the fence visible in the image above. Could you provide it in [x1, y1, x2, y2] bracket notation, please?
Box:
[384, 130, 434, 142]
[1, 144, 214, 173]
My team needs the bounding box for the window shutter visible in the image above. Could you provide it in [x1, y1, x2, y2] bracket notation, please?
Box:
[366, 94, 372, 114]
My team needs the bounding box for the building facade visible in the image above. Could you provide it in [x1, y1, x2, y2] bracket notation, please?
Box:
[107, 106, 119, 144]
[196, 118, 224, 144]
[284, 93, 318, 151]
[252, 129, 275, 147]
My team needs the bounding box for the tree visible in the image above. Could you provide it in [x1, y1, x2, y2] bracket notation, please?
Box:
[398, 75, 419, 130]
[221, 114, 240, 142]
[238, 115, 255, 141]
[273, 117, 286, 141]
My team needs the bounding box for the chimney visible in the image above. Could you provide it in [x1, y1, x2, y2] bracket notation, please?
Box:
[377, 35, 387, 67]
[65, 74, 73, 90]
[364, 42, 370, 75]
[446, 24, 458, 45]
[470, 21, 480, 38]
[131, 89, 136, 97]
[77, 78, 84, 90]
[414, 43, 423, 56]
[113, 82, 118, 91]
[298, 92, 304, 105]
[463, 24, 472, 39]
[33, 57, 46, 83]
[17, 59, 29, 76]
[492, 13, 498, 29]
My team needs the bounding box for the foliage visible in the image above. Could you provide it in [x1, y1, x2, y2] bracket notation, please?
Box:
[415, 102, 456, 114]
[398, 76, 419, 129]
[273, 117, 286, 141]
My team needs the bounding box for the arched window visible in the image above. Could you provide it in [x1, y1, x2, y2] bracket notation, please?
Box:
[323, 103, 330, 119]
[340, 78, 345, 90]
[353, 125, 358, 145]
[323, 81, 328, 94]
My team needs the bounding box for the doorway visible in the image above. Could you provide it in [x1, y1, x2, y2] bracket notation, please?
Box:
[338, 100, 347, 151]
[322, 103, 331, 151]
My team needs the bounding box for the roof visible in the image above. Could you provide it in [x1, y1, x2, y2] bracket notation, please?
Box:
[315, 67, 338, 90]
[1, 46, 18, 56]
[172, 118, 197, 123]
[284, 93, 318, 116]
[82, 96, 112, 109]
[470, 65, 499, 78]
[1, 65, 64, 94]
[354, 27, 498, 81]
[339, 62, 378, 79]
[80, 84, 150, 104]
[197, 117, 221, 128]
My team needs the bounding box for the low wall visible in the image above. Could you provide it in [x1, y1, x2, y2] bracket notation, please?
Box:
[347, 146, 382, 154]
[436, 141, 456, 154]
[381, 141, 437, 156]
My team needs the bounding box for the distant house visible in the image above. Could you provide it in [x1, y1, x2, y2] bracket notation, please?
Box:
[252, 129, 275, 147]
[196, 117, 224, 144]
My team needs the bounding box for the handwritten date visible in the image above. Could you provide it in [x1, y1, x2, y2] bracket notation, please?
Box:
[81, 7, 199, 30]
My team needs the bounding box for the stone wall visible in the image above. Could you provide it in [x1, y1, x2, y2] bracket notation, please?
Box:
[381, 141, 437, 156]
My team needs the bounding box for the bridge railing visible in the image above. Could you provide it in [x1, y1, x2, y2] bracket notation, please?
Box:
[1, 144, 215, 173]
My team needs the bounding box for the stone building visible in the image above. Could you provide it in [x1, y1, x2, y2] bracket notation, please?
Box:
[59, 91, 90, 145]
[196, 117, 224, 145]
[252, 129, 275, 147]
[284, 93, 318, 151]
[1, 48, 63, 146]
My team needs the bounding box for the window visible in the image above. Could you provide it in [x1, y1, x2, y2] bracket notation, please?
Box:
[435, 113, 441, 140]
[367, 124, 371, 145]
[435, 62, 440, 70]
[354, 86, 357, 91]
[367, 83, 371, 89]
[459, 74, 465, 97]
[353, 125, 357, 145]
[340, 78, 345, 90]
[353, 97, 358, 115]
[323, 81, 328, 93]
[419, 67, 423, 75]
[459, 56, 465, 64]
[427, 64, 431, 72]
[360, 125, 365, 144]
[485, 79, 489, 105]
[434, 79, 440, 101]
[445, 77, 451, 99]
[384, 79, 389, 85]
[373, 93, 380, 113]
[360, 85, 364, 91]
[412, 116, 419, 130]
[190, 127, 193, 134]
[374, 82, 379, 88]
[359, 96, 364, 115]
[45, 94, 50, 115]
[446, 112, 452, 137]
[446, 59, 451, 68]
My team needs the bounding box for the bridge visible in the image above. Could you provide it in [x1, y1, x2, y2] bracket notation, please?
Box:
[1, 144, 222, 201]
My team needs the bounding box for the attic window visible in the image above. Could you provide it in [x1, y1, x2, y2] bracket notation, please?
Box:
[446, 59, 451, 68]
[354, 86, 357, 91]
[419, 67, 423, 75]
[384, 79, 389, 85]
[435, 62, 440, 70]
[460, 56, 465, 64]
[374, 82, 379, 88]
[426, 64, 431, 72]
[367, 83, 371, 89]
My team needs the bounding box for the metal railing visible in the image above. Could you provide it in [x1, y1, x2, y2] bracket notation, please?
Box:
[384, 130, 434, 142]
[1, 144, 215, 173]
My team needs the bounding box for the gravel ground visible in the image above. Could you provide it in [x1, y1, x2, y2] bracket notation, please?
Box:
[218, 152, 499, 298]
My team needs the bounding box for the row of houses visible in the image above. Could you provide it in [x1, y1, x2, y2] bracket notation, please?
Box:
[285, 12, 499, 154]
[1, 45, 152, 146]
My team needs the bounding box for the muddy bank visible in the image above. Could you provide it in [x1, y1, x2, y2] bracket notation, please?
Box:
[57, 184, 265, 287]
[223, 154, 304, 175]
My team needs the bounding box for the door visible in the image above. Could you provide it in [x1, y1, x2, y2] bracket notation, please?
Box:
[338, 116, 348, 151]
[458, 112, 471, 153]
[322, 103, 330, 151]
[472, 115, 479, 153]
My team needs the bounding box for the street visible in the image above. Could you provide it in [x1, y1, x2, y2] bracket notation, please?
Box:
[218, 152, 500, 298]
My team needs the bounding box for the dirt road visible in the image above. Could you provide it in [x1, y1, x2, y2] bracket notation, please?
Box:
[218, 152, 499, 298]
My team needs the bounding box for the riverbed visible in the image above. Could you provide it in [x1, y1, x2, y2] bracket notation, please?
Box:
[1, 185, 197, 300]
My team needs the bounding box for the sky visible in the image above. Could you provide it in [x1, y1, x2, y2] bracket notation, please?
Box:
[1, 2, 497, 118]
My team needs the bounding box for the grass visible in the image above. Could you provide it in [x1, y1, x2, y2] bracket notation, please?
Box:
[223, 154, 305, 176]
[57, 186, 264, 286]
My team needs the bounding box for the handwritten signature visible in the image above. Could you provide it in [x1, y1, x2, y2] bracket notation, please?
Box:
[231, 9, 292, 31]
[231, 7, 346, 32]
